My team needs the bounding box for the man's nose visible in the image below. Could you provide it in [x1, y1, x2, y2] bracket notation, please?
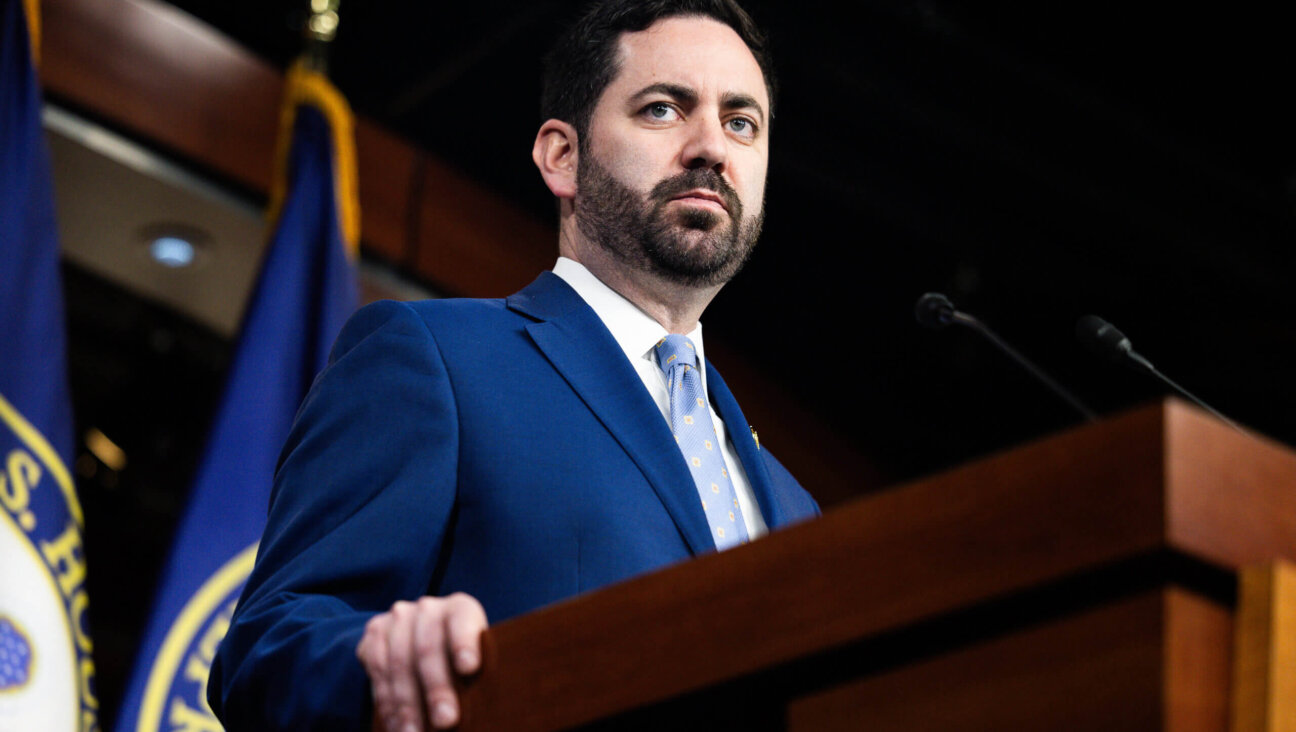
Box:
[679, 116, 728, 173]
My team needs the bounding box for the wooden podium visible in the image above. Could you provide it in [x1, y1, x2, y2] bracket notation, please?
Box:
[452, 400, 1296, 731]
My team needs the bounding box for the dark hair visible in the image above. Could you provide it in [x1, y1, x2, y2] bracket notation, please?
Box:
[540, 0, 775, 141]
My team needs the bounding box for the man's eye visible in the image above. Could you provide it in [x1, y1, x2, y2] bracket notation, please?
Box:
[644, 103, 679, 121]
[727, 118, 756, 137]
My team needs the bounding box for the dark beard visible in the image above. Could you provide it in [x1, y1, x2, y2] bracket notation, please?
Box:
[574, 155, 763, 287]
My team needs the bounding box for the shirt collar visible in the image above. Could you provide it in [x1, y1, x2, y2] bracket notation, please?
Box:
[552, 257, 707, 378]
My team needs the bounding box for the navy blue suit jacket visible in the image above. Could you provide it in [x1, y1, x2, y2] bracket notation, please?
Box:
[209, 272, 819, 729]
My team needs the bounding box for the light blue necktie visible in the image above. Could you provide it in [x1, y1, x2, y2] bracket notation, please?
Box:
[654, 335, 748, 550]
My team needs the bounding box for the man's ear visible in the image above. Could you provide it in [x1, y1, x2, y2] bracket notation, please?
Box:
[532, 119, 579, 200]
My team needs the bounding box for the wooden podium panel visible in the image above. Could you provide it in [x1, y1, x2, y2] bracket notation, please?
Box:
[787, 588, 1231, 732]
[448, 400, 1296, 730]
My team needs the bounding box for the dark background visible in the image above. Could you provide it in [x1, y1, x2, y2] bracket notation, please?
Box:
[191, 0, 1296, 474]
[162, 0, 1296, 477]
[60, 1, 1296, 722]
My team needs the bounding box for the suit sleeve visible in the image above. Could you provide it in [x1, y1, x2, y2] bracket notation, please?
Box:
[209, 300, 460, 730]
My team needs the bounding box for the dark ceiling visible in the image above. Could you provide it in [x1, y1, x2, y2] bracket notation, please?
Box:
[63, 0, 1296, 723]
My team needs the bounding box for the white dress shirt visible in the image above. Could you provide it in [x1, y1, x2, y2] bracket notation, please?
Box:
[552, 257, 768, 540]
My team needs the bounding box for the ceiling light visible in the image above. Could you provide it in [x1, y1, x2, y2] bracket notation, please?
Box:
[148, 236, 196, 267]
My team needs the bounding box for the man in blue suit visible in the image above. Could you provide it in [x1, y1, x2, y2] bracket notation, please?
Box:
[209, 1, 819, 729]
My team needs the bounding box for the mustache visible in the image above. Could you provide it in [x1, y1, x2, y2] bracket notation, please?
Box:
[649, 169, 742, 216]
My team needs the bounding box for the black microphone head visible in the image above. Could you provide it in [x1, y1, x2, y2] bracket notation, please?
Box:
[1076, 315, 1132, 362]
[915, 292, 956, 329]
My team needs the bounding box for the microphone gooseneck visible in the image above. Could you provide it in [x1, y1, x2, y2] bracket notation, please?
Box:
[915, 293, 1098, 422]
[1076, 315, 1245, 433]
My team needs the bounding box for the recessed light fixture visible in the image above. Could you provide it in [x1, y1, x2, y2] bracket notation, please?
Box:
[138, 223, 210, 269]
[149, 236, 196, 267]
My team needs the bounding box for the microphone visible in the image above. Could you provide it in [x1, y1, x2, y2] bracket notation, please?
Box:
[914, 292, 957, 329]
[915, 293, 1097, 422]
[1075, 315, 1245, 433]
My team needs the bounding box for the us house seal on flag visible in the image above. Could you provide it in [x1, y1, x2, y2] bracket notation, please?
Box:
[0, 397, 97, 732]
[133, 545, 256, 732]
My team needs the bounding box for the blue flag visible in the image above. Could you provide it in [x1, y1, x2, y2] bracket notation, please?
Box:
[115, 61, 360, 732]
[0, 0, 98, 729]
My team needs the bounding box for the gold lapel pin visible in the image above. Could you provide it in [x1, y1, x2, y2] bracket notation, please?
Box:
[750, 426, 760, 450]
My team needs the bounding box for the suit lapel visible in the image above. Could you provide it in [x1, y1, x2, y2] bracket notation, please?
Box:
[509, 274, 715, 556]
[705, 364, 788, 530]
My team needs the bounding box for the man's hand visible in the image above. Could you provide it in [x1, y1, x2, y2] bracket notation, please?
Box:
[357, 593, 488, 732]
